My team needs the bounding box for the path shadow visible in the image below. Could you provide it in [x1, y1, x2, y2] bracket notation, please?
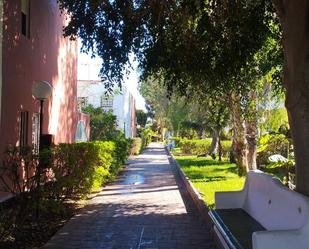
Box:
[44, 202, 214, 249]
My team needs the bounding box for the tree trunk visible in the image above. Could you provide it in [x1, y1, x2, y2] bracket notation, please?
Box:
[245, 120, 257, 171]
[230, 93, 247, 176]
[209, 129, 220, 159]
[230, 139, 236, 163]
[273, 0, 309, 195]
[245, 91, 258, 171]
[198, 128, 204, 139]
[218, 136, 222, 162]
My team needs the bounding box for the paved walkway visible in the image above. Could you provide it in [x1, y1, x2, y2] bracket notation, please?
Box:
[43, 143, 214, 249]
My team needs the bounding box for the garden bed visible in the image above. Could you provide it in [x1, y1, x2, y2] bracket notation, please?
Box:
[0, 196, 82, 249]
[0, 138, 133, 248]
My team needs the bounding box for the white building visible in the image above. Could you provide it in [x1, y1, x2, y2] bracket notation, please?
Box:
[77, 51, 136, 138]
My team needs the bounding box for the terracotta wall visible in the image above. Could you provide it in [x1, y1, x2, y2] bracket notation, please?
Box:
[0, 0, 84, 153]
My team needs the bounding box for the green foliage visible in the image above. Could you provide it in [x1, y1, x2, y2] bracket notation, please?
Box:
[178, 122, 199, 140]
[177, 138, 232, 157]
[82, 105, 119, 141]
[111, 133, 131, 170]
[140, 127, 155, 150]
[0, 146, 38, 194]
[136, 110, 148, 128]
[49, 141, 115, 199]
[257, 134, 290, 166]
[0, 140, 132, 244]
[179, 139, 211, 155]
[172, 137, 182, 147]
[130, 138, 142, 155]
[0, 140, 130, 203]
[221, 140, 233, 158]
[57, 0, 275, 95]
[260, 107, 289, 134]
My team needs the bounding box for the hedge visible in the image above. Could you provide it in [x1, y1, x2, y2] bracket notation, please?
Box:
[130, 137, 142, 155]
[179, 138, 212, 155]
[0, 140, 132, 244]
[43, 139, 131, 200]
[176, 138, 232, 157]
[46, 142, 114, 199]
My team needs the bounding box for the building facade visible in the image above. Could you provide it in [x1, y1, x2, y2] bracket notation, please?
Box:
[0, 0, 89, 156]
[78, 51, 137, 138]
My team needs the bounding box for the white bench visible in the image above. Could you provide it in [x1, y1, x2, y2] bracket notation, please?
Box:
[209, 170, 309, 249]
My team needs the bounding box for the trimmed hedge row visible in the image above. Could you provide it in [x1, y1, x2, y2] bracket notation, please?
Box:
[42, 140, 131, 201]
[174, 137, 232, 157]
[180, 138, 212, 155]
[0, 139, 132, 245]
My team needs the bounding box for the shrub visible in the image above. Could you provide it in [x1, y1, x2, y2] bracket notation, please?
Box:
[0, 145, 38, 195]
[112, 134, 131, 172]
[48, 141, 115, 200]
[0, 140, 131, 245]
[172, 137, 182, 147]
[179, 138, 196, 154]
[130, 138, 142, 155]
[82, 105, 119, 141]
[140, 127, 154, 150]
[178, 138, 231, 157]
[257, 134, 290, 166]
[0, 146, 39, 242]
[179, 138, 212, 155]
[192, 139, 212, 155]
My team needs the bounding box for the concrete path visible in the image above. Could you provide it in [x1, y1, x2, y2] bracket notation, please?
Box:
[43, 143, 214, 249]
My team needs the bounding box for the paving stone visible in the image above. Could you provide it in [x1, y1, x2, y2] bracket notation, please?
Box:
[42, 143, 214, 249]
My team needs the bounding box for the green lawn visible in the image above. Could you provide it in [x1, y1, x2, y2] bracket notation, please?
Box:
[175, 155, 245, 209]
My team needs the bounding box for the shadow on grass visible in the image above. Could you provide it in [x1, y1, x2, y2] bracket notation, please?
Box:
[177, 158, 229, 168]
[212, 165, 239, 175]
[176, 156, 240, 183]
[190, 176, 227, 183]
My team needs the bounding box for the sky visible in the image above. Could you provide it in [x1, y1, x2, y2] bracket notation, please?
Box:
[78, 42, 146, 111]
[124, 59, 147, 111]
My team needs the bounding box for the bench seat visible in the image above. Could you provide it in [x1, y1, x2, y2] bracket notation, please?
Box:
[209, 209, 265, 249]
[209, 170, 309, 249]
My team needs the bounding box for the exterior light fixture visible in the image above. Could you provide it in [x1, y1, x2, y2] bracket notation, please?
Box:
[31, 80, 53, 219]
[31, 80, 53, 148]
[32, 80, 53, 100]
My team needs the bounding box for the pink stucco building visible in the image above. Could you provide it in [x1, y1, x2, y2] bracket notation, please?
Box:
[0, 0, 89, 156]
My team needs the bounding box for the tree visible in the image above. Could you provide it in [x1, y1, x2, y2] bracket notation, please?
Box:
[270, 1, 309, 195]
[82, 105, 119, 141]
[57, 0, 309, 195]
[139, 77, 171, 139]
[190, 94, 230, 161]
[136, 110, 148, 128]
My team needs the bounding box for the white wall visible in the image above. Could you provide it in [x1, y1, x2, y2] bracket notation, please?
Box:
[77, 55, 135, 138]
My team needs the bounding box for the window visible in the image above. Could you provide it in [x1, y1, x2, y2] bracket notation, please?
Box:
[21, 0, 30, 37]
[77, 97, 88, 111]
[100, 96, 113, 110]
[32, 113, 39, 154]
[20, 111, 29, 147]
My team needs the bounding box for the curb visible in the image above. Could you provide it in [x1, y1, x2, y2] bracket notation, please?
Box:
[165, 147, 212, 227]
